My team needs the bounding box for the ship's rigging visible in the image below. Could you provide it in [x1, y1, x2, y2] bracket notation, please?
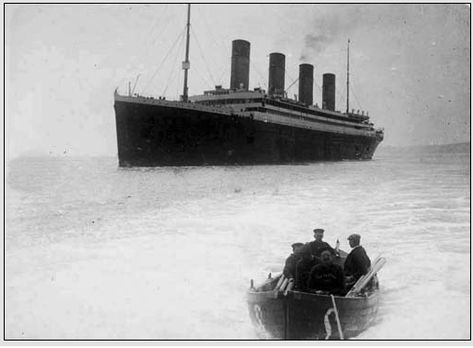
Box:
[181, 4, 191, 102]
[132, 4, 366, 115]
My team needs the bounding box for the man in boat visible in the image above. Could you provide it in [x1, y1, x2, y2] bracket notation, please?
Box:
[344, 234, 371, 289]
[307, 228, 335, 258]
[307, 248, 345, 295]
[283, 242, 305, 279]
[294, 245, 320, 291]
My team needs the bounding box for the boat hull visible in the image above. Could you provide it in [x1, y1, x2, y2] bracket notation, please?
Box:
[114, 100, 382, 167]
[247, 289, 379, 339]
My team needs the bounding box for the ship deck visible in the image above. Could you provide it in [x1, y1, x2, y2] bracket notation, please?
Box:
[114, 93, 379, 139]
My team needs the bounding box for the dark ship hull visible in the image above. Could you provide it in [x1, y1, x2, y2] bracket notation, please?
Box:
[114, 98, 382, 167]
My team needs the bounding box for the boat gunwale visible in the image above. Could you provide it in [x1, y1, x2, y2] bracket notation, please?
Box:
[247, 288, 380, 304]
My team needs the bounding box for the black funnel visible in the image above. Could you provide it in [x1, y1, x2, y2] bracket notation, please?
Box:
[268, 53, 285, 96]
[322, 73, 335, 111]
[299, 64, 314, 105]
[230, 40, 250, 90]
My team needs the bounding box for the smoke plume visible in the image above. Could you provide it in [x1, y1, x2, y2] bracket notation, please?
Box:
[299, 6, 365, 61]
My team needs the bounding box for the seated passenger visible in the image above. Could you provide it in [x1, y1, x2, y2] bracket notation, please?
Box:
[344, 234, 371, 289]
[294, 245, 320, 291]
[307, 248, 345, 295]
[283, 242, 305, 279]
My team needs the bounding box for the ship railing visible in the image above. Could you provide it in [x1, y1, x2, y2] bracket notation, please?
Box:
[117, 93, 236, 115]
[116, 93, 381, 136]
[245, 110, 379, 137]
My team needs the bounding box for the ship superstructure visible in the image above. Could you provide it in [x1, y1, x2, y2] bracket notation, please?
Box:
[114, 5, 383, 166]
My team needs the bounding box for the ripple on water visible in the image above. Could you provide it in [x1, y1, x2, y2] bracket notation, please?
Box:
[5, 149, 470, 339]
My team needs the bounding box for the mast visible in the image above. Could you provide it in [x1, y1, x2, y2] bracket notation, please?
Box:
[346, 39, 350, 114]
[182, 4, 191, 102]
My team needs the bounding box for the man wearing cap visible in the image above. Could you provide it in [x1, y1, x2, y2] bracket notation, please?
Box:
[307, 247, 345, 295]
[344, 234, 371, 287]
[307, 228, 334, 258]
[283, 243, 305, 279]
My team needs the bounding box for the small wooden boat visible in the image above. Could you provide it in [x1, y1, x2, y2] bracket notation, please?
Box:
[247, 253, 384, 339]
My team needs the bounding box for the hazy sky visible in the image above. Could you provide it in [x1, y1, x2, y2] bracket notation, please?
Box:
[6, 3, 470, 158]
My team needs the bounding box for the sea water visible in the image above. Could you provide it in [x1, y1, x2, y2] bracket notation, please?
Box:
[5, 145, 470, 339]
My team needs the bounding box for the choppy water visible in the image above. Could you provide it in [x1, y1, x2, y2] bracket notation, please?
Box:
[5, 144, 470, 339]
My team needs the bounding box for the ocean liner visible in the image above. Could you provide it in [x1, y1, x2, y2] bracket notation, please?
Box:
[114, 5, 384, 167]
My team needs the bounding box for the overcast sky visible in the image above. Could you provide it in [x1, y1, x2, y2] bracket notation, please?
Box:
[6, 3, 470, 158]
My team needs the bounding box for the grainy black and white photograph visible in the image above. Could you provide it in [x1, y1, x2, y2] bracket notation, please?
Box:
[4, 2, 470, 341]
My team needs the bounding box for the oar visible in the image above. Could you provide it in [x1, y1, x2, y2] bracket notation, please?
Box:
[275, 275, 286, 291]
[330, 295, 344, 340]
[346, 256, 386, 297]
[283, 278, 294, 296]
[346, 257, 385, 296]
[279, 278, 289, 292]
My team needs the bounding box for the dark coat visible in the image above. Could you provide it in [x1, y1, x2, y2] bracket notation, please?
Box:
[307, 262, 346, 295]
[294, 256, 320, 291]
[307, 240, 334, 258]
[283, 253, 302, 279]
[344, 245, 371, 281]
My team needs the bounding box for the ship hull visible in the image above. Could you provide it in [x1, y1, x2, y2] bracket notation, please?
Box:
[247, 289, 379, 339]
[114, 100, 382, 167]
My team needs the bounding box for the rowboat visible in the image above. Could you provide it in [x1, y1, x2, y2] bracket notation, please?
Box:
[247, 253, 385, 339]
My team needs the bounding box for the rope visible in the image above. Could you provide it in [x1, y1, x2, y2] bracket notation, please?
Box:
[217, 61, 230, 86]
[195, 6, 230, 86]
[349, 82, 364, 110]
[250, 60, 267, 89]
[337, 85, 346, 112]
[162, 30, 185, 96]
[131, 74, 140, 95]
[121, 5, 172, 95]
[142, 25, 187, 94]
[196, 5, 230, 54]
[190, 26, 217, 86]
[285, 70, 298, 90]
[149, 5, 170, 47]
[330, 295, 344, 339]
[191, 63, 215, 91]
[285, 78, 299, 93]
